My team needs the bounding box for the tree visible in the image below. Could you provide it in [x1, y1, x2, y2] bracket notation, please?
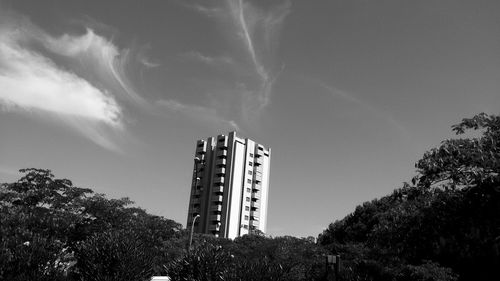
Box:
[415, 113, 500, 190]
[0, 168, 93, 280]
[411, 113, 500, 280]
[318, 113, 500, 281]
[1, 168, 184, 280]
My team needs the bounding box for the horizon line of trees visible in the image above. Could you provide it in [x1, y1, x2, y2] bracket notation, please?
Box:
[1, 112, 498, 281]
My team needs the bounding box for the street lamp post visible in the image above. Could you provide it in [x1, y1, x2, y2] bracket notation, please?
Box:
[189, 214, 200, 250]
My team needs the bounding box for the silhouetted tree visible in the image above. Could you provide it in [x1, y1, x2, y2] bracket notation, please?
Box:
[0, 168, 183, 280]
[318, 113, 500, 281]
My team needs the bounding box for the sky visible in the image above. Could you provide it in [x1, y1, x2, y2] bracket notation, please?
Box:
[1, 0, 499, 238]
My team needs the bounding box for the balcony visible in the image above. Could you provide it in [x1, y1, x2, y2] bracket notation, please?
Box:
[254, 174, 262, 183]
[255, 157, 263, 165]
[212, 185, 224, 194]
[214, 176, 224, 185]
[212, 195, 223, 203]
[256, 148, 264, 156]
[255, 165, 262, 172]
[215, 167, 225, 175]
[210, 214, 221, 222]
[251, 210, 260, 217]
[217, 136, 228, 147]
[219, 142, 228, 149]
[216, 149, 227, 158]
[196, 146, 206, 154]
[208, 224, 221, 231]
[216, 158, 226, 167]
[191, 198, 200, 205]
[211, 205, 222, 212]
[250, 220, 259, 227]
[252, 192, 261, 200]
[251, 201, 259, 208]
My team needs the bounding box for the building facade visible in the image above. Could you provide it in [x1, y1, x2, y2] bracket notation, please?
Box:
[186, 132, 271, 239]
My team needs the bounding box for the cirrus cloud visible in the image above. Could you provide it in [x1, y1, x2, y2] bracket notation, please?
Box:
[157, 99, 240, 132]
[0, 10, 143, 151]
[184, 0, 291, 126]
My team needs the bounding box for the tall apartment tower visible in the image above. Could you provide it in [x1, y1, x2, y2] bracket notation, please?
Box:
[186, 132, 271, 239]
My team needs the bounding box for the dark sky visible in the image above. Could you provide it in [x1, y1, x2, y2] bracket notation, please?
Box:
[1, 0, 499, 237]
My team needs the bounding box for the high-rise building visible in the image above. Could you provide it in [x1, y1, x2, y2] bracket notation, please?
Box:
[186, 132, 271, 239]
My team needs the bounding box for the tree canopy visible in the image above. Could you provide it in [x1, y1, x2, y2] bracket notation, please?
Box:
[0, 168, 182, 281]
[318, 113, 500, 281]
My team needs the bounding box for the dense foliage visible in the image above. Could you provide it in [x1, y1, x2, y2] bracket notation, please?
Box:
[318, 113, 500, 281]
[0, 168, 183, 281]
[166, 234, 328, 281]
[1, 113, 498, 280]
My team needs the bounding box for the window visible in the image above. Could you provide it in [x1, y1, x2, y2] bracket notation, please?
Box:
[247, 179, 252, 184]
[249, 153, 254, 157]
[248, 170, 253, 175]
[246, 197, 250, 202]
[244, 215, 249, 220]
[243, 225, 248, 229]
[249, 162, 253, 166]
[245, 206, 250, 211]
[246, 188, 251, 193]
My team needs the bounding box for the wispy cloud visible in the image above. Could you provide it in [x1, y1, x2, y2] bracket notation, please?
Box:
[137, 45, 161, 69]
[314, 79, 411, 139]
[43, 28, 146, 106]
[186, 0, 291, 125]
[186, 3, 222, 18]
[181, 51, 234, 66]
[138, 56, 160, 69]
[0, 10, 142, 151]
[225, 0, 290, 119]
[157, 99, 240, 132]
